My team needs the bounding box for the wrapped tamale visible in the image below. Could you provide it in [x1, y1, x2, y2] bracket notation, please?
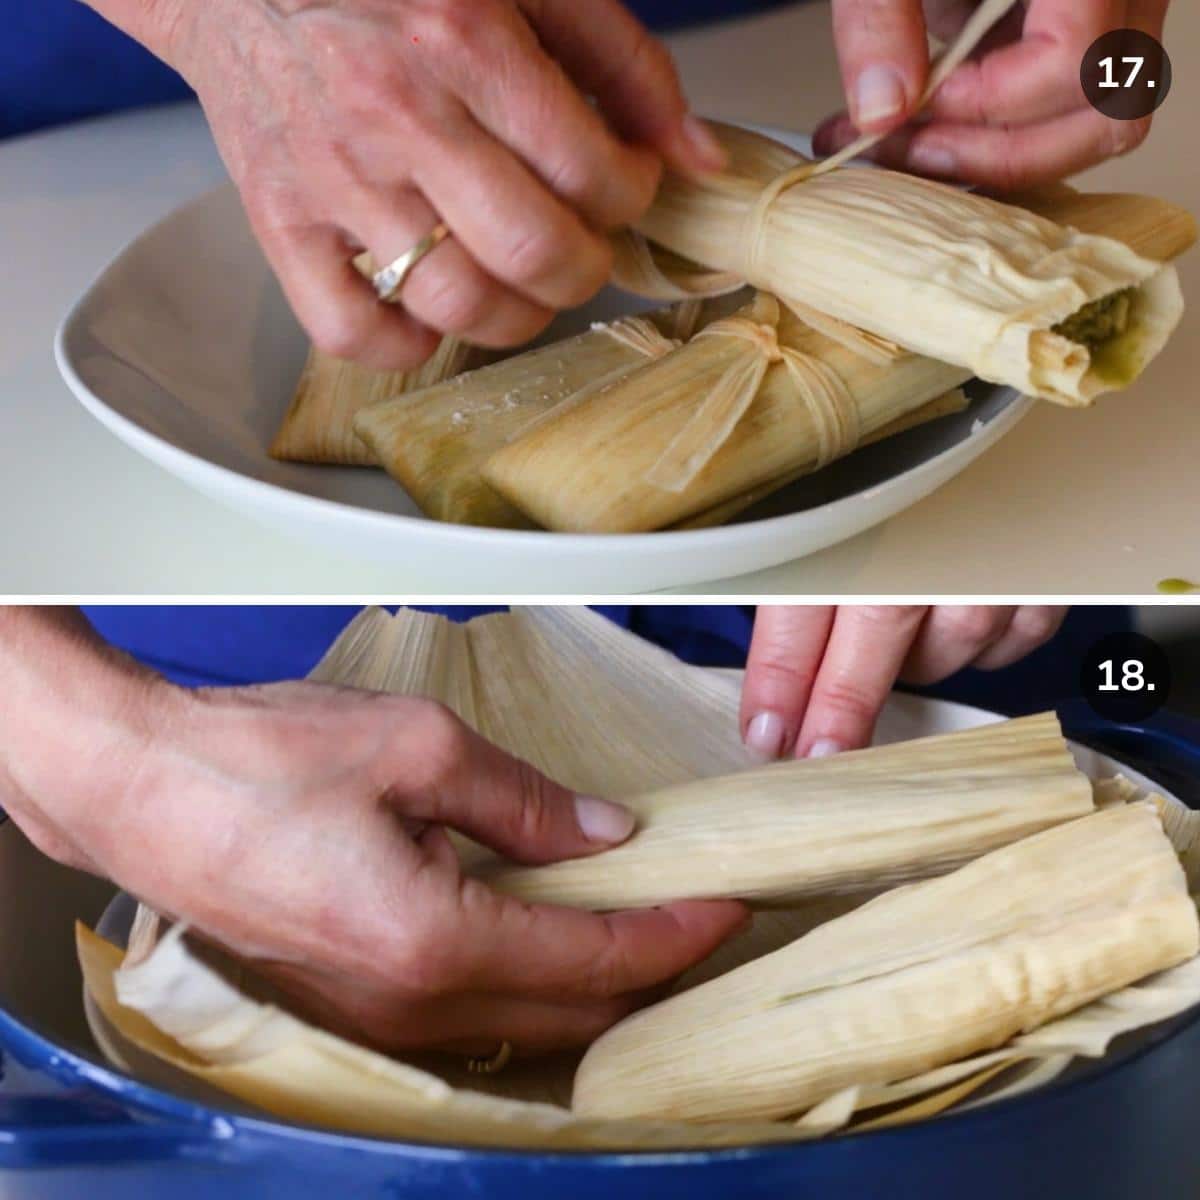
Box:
[352, 301, 726, 526]
[621, 120, 1187, 406]
[271, 336, 487, 466]
[480, 712, 1096, 909]
[482, 294, 974, 532]
[573, 804, 1200, 1124]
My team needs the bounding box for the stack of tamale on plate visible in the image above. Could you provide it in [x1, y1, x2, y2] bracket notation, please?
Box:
[78, 608, 1200, 1150]
[270, 0, 1194, 532]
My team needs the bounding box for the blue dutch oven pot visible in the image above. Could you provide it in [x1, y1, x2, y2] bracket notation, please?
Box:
[4, 700, 1200, 1199]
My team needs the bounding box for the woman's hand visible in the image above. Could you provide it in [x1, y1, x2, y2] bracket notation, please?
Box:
[740, 606, 1068, 760]
[814, 1, 1169, 189]
[94, 0, 724, 369]
[1, 609, 745, 1057]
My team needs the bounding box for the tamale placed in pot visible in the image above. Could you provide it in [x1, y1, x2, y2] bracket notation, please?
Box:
[271, 336, 485, 466]
[352, 301, 729, 526]
[481, 712, 1096, 909]
[573, 804, 1200, 1124]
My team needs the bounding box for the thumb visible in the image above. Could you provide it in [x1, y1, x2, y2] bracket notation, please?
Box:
[397, 706, 637, 865]
[831, 0, 930, 134]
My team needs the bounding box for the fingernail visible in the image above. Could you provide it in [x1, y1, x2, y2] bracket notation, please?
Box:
[854, 64, 906, 128]
[681, 114, 728, 171]
[575, 795, 637, 845]
[745, 711, 788, 762]
[807, 738, 844, 760]
[907, 142, 959, 177]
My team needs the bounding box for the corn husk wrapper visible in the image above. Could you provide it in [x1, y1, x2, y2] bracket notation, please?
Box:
[622, 116, 1186, 405]
[77, 608, 1200, 1147]
[270, 337, 486, 466]
[481, 711, 1094, 909]
[573, 803, 1200, 1124]
[675, 387, 968, 531]
[351, 306, 718, 526]
[483, 293, 975, 531]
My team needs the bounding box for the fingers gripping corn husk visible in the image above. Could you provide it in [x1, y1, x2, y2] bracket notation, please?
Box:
[622, 119, 1185, 406]
[351, 304, 725, 526]
[271, 337, 485, 466]
[482, 295, 974, 532]
[573, 804, 1200, 1125]
[480, 712, 1095, 908]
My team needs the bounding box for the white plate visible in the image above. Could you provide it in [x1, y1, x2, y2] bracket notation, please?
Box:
[55, 129, 1032, 593]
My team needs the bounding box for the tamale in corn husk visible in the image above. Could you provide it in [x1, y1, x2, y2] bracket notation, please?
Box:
[76, 608, 1200, 1146]
[480, 712, 1094, 908]
[573, 803, 1200, 1124]
[620, 118, 1186, 405]
[482, 295, 975, 532]
[351, 302, 726, 526]
[271, 336, 487, 466]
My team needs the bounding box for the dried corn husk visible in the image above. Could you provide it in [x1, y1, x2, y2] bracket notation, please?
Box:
[271, 337, 486, 466]
[351, 303, 731, 526]
[675, 387, 968, 531]
[620, 119, 1186, 405]
[573, 804, 1200, 1124]
[483, 296, 974, 532]
[76, 609, 1200, 1148]
[480, 711, 1095, 909]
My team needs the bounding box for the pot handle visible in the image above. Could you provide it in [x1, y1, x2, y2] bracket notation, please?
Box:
[0, 1091, 233, 1169]
[1058, 701, 1200, 806]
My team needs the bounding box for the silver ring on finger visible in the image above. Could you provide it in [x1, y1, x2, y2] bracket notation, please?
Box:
[363, 222, 451, 305]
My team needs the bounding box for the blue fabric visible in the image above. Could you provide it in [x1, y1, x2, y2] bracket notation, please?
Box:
[0, 0, 794, 140]
[81, 607, 1129, 719]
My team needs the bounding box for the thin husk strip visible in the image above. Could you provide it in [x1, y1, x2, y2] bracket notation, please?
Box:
[573, 804, 1200, 1124]
[351, 301, 736, 526]
[675, 387, 968, 531]
[483, 301, 974, 532]
[622, 122, 1185, 405]
[270, 337, 485, 466]
[481, 711, 1095, 909]
[78, 609, 1200, 1147]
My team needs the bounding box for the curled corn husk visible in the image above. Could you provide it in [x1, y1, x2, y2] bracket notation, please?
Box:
[271, 337, 486, 466]
[573, 804, 1200, 1124]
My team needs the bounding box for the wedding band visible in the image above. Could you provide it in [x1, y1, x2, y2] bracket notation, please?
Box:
[466, 1040, 513, 1075]
[369, 223, 450, 304]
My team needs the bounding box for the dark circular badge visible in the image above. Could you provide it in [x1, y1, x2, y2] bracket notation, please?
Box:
[1082, 29, 1172, 120]
[1080, 632, 1170, 723]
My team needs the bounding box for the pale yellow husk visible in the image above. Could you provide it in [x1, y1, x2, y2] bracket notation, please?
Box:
[271, 337, 486, 466]
[573, 803, 1199, 1124]
[622, 120, 1186, 405]
[481, 711, 1095, 909]
[75, 608, 1200, 1148]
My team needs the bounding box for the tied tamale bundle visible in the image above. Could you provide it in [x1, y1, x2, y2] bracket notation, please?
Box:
[482, 293, 974, 532]
[271, 336, 487, 466]
[352, 301, 722, 526]
[573, 803, 1200, 1125]
[621, 120, 1186, 406]
[479, 712, 1095, 909]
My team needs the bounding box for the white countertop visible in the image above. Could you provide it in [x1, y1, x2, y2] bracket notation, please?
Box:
[1, 3, 1197, 596]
